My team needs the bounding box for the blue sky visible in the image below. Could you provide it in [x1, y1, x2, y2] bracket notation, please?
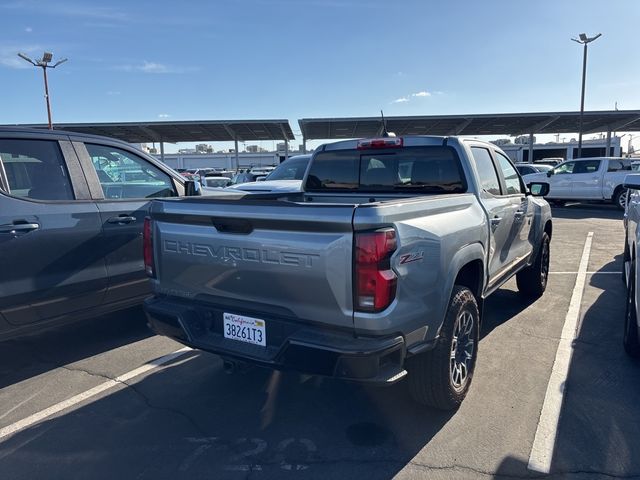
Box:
[1, 0, 639, 152]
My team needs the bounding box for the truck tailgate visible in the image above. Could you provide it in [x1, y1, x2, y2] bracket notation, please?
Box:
[150, 199, 356, 328]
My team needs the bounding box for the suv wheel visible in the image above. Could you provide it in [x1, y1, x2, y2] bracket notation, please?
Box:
[624, 261, 640, 358]
[516, 232, 551, 299]
[406, 286, 479, 410]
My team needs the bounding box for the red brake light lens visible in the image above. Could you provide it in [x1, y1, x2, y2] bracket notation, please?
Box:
[355, 229, 397, 312]
[357, 137, 403, 150]
[143, 217, 155, 278]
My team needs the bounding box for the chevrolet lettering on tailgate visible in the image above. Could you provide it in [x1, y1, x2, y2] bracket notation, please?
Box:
[163, 239, 319, 267]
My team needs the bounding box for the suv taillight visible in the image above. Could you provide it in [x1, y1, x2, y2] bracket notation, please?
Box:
[355, 229, 397, 312]
[143, 217, 155, 278]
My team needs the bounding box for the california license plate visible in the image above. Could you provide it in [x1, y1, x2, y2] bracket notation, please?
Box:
[223, 313, 266, 347]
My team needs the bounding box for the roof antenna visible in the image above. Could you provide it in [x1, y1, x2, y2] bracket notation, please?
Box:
[379, 110, 395, 137]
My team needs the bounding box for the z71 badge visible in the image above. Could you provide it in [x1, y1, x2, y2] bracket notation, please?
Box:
[399, 251, 425, 264]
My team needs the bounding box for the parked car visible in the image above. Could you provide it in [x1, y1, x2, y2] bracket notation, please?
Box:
[227, 171, 251, 184]
[250, 166, 276, 177]
[515, 163, 553, 176]
[232, 154, 310, 193]
[143, 135, 552, 409]
[534, 157, 563, 166]
[202, 176, 232, 188]
[622, 173, 640, 357]
[524, 157, 633, 210]
[0, 127, 210, 341]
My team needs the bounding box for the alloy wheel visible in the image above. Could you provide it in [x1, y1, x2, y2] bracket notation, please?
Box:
[450, 310, 475, 391]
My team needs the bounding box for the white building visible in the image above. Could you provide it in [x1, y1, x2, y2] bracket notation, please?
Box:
[496, 137, 622, 163]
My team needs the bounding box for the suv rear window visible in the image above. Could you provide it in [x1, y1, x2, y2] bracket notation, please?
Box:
[305, 146, 467, 193]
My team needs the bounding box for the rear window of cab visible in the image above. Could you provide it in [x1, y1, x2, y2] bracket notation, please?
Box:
[305, 146, 467, 194]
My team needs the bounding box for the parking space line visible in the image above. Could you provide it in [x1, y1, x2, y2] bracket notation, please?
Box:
[549, 271, 617, 275]
[528, 232, 594, 473]
[0, 347, 193, 441]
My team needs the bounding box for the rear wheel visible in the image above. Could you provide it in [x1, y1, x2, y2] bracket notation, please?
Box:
[624, 261, 640, 358]
[614, 188, 628, 211]
[407, 286, 479, 410]
[517, 232, 550, 299]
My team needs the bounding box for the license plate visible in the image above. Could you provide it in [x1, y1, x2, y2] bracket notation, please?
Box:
[223, 313, 266, 347]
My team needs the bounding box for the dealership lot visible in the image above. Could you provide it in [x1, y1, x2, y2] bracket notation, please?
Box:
[0, 205, 638, 479]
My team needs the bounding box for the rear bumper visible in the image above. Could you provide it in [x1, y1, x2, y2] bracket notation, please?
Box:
[144, 297, 407, 385]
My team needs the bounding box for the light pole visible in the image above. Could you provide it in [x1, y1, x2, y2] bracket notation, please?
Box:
[571, 33, 601, 159]
[17, 52, 68, 129]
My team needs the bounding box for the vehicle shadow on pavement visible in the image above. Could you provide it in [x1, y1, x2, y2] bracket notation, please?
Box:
[481, 287, 537, 340]
[550, 258, 640, 476]
[0, 351, 456, 480]
[550, 204, 623, 221]
[0, 307, 152, 389]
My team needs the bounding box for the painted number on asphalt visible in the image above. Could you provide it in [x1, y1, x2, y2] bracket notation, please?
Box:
[180, 436, 317, 472]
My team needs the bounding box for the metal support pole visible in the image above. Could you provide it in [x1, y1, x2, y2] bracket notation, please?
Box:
[160, 141, 165, 163]
[42, 66, 53, 129]
[234, 139, 239, 170]
[284, 139, 289, 161]
[528, 133, 534, 163]
[302, 136, 307, 154]
[577, 43, 588, 159]
[605, 130, 612, 156]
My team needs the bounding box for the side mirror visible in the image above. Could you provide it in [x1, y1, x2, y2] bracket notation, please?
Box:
[546, 170, 554, 177]
[624, 173, 640, 190]
[184, 180, 201, 196]
[528, 182, 550, 197]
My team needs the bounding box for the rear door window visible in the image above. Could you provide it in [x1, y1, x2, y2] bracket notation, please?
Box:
[306, 146, 466, 193]
[608, 160, 632, 172]
[470, 147, 501, 196]
[85, 144, 176, 199]
[0, 139, 74, 201]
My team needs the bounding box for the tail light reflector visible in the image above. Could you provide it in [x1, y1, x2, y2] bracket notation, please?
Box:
[355, 229, 397, 312]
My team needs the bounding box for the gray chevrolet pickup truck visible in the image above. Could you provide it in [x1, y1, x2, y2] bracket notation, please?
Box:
[144, 135, 552, 409]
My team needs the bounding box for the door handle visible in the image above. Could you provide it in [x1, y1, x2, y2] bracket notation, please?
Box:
[0, 222, 40, 234]
[514, 210, 525, 219]
[490, 216, 502, 231]
[107, 215, 137, 224]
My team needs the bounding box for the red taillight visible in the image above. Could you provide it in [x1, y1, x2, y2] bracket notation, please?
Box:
[355, 229, 397, 312]
[357, 137, 403, 149]
[143, 217, 155, 278]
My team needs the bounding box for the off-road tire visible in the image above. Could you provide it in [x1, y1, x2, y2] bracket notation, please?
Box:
[406, 286, 479, 410]
[517, 232, 550, 299]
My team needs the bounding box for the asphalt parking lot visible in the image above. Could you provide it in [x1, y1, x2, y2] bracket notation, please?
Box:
[1, 204, 638, 480]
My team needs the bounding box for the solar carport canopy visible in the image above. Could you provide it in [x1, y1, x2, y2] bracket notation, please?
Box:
[299, 110, 640, 140]
[6, 120, 295, 143]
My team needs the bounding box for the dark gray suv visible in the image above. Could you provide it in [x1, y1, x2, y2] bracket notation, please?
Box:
[0, 127, 197, 340]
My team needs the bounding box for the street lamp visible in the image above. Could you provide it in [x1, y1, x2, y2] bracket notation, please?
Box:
[571, 33, 602, 159]
[17, 51, 68, 129]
